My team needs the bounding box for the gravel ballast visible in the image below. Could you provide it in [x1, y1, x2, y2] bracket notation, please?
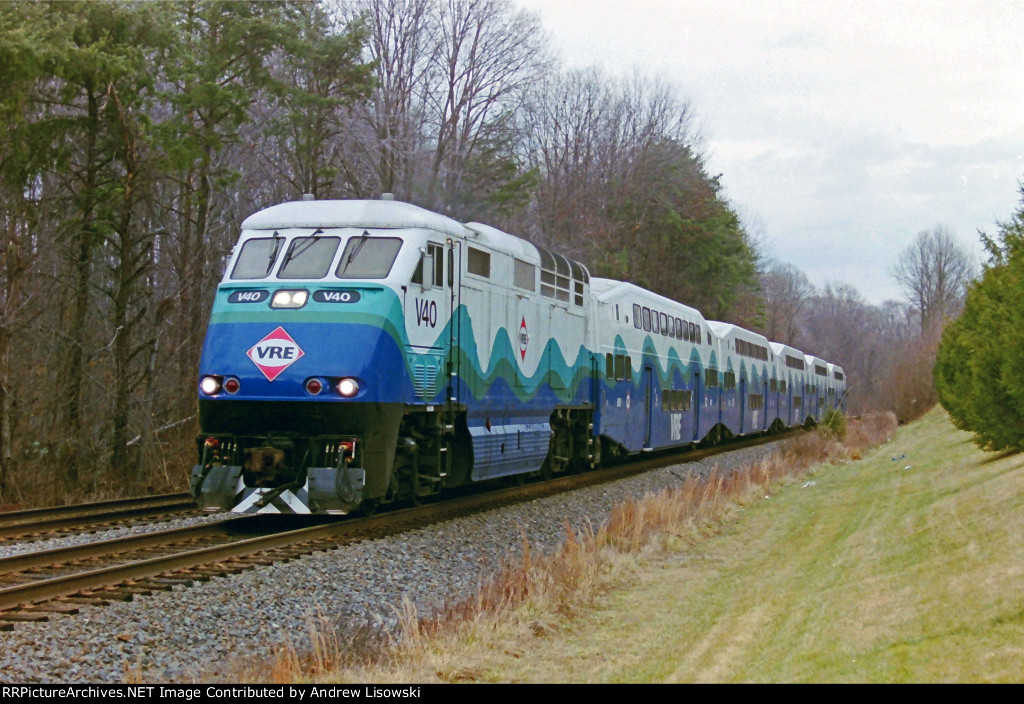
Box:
[0, 444, 779, 683]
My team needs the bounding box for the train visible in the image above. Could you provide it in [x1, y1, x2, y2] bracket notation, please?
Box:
[190, 196, 846, 514]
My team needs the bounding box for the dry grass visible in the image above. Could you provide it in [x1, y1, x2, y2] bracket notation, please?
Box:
[237, 414, 897, 684]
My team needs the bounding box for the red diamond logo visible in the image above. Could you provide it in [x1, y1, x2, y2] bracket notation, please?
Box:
[246, 326, 304, 382]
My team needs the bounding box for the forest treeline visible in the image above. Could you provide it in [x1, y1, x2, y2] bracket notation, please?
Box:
[0, 0, 973, 505]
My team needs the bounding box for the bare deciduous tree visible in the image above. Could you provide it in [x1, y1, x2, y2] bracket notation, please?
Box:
[760, 260, 814, 346]
[426, 0, 550, 210]
[892, 226, 974, 336]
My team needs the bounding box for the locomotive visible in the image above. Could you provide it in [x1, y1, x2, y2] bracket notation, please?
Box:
[191, 196, 846, 514]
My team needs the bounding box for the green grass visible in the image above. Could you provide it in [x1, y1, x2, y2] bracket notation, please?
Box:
[469, 408, 1024, 682]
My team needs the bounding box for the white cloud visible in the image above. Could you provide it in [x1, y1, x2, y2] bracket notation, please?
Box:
[517, 0, 1024, 303]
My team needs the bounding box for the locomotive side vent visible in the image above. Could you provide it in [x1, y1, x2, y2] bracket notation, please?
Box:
[413, 363, 438, 396]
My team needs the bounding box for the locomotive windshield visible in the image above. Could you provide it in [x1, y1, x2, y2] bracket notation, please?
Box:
[231, 236, 283, 279]
[278, 236, 341, 279]
[336, 236, 402, 279]
[229, 232, 405, 281]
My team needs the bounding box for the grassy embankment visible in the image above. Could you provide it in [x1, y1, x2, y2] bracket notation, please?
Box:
[257, 408, 1024, 683]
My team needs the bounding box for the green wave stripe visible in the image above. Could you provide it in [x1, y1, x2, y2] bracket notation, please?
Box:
[209, 286, 773, 401]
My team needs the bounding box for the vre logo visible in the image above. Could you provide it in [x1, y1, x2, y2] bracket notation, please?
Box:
[246, 326, 305, 381]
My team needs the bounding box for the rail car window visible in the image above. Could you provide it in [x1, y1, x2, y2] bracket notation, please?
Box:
[660, 313, 669, 336]
[749, 394, 764, 410]
[642, 307, 651, 331]
[723, 371, 736, 390]
[673, 317, 681, 339]
[633, 304, 642, 329]
[612, 354, 632, 381]
[652, 311, 660, 334]
[770, 378, 778, 392]
[793, 396, 802, 408]
[834, 371, 844, 381]
[278, 236, 341, 279]
[514, 258, 535, 291]
[665, 389, 689, 412]
[665, 389, 693, 412]
[785, 355, 806, 371]
[705, 368, 718, 388]
[467, 247, 491, 278]
[231, 236, 284, 279]
[815, 364, 828, 377]
[606, 353, 613, 379]
[336, 236, 402, 279]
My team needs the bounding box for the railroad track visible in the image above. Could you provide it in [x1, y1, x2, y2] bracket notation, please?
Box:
[0, 432, 791, 630]
[0, 493, 200, 542]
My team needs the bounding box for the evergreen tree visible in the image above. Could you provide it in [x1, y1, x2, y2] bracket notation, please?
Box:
[935, 183, 1024, 450]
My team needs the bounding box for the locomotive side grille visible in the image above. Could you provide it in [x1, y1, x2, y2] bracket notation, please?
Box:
[413, 362, 438, 396]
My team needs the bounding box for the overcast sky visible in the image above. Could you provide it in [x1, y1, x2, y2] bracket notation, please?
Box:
[515, 0, 1024, 304]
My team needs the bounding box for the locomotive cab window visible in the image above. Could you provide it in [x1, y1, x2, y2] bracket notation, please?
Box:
[336, 236, 402, 279]
[412, 242, 447, 287]
[232, 236, 284, 280]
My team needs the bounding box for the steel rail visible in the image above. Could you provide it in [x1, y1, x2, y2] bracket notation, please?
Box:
[0, 493, 194, 525]
[0, 496, 198, 540]
[0, 517, 251, 575]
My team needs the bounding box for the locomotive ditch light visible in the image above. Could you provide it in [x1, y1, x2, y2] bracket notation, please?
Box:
[200, 376, 221, 395]
[271, 289, 309, 309]
[337, 377, 359, 397]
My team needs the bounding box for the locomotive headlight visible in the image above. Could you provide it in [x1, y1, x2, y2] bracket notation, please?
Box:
[200, 376, 221, 395]
[271, 289, 309, 309]
[337, 377, 359, 397]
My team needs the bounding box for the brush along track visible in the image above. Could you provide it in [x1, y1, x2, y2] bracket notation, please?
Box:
[0, 432, 790, 629]
[0, 493, 201, 542]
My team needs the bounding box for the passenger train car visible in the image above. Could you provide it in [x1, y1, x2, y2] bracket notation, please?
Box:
[192, 197, 846, 514]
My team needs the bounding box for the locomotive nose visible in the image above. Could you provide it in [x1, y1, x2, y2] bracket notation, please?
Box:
[198, 317, 403, 403]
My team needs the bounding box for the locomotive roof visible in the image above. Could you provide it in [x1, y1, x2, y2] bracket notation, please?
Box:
[241, 199, 473, 239]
